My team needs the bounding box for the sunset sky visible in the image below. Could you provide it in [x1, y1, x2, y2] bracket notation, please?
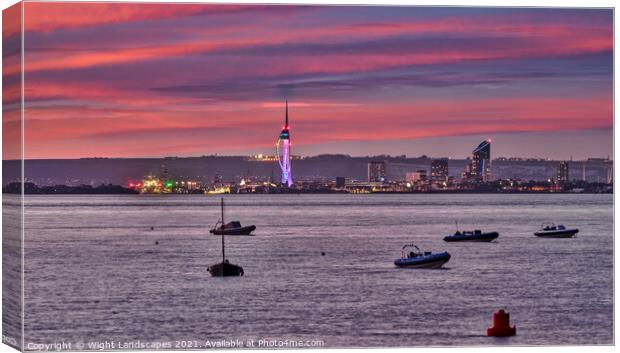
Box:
[2, 3, 613, 160]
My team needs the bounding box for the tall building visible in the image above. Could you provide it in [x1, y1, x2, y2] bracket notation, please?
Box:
[470, 139, 492, 182]
[368, 161, 387, 183]
[276, 100, 293, 186]
[335, 177, 346, 188]
[557, 161, 569, 183]
[430, 158, 449, 186]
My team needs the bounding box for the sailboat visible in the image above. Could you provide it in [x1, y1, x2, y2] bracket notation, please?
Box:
[207, 198, 244, 277]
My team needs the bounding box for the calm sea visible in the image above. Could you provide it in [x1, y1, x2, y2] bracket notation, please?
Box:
[20, 194, 613, 348]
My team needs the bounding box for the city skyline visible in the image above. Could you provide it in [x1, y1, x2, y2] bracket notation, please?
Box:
[3, 4, 613, 160]
[5, 131, 613, 162]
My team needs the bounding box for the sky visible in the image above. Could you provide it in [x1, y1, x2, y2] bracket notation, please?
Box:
[2, 3, 613, 160]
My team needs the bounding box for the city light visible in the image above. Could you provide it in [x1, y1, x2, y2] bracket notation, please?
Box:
[116, 134, 610, 196]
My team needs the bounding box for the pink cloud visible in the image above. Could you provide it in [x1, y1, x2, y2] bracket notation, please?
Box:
[4, 4, 610, 159]
[17, 3, 266, 36]
[20, 95, 611, 159]
[11, 8, 611, 76]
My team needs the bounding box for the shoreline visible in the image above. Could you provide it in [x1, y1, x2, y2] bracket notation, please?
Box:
[3, 190, 612, 195]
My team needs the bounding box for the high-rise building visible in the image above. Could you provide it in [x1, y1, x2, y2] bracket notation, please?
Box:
[276, 100, 293, 186]
[557, 161, 569, 183]
[368, 161, 387, 183]
[471, 139, 492, 182]
[430, 158, 449, 186]
[335, 177, 346, 188]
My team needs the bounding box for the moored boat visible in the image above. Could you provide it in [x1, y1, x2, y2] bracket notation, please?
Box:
[207, 260, 244, 276]
[534, 222, 578, 238]
[208, 198, 244, 277]
[394, 244, 451, 269]
[444, 230, 499, 242]
[209, 221, 256, 236]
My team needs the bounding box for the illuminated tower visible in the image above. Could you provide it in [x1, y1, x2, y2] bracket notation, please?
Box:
[276, 100, 293, 186]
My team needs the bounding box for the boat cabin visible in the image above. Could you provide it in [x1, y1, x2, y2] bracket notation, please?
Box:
[540, 222, 566, 231]
[220, 221, 242, 229]
[455, 229, 483, 235]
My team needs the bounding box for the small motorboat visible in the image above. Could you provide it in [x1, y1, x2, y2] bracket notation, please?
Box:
[209, 221, 256, 236]
[444, 230, 499, 242]
[534, 222, 579, 238]
[394, 244, 451, 269]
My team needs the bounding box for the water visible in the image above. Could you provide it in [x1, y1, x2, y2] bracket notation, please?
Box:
[20, 194, 613, 349]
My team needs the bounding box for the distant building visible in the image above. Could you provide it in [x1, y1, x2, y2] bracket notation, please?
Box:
[213, 173, 223, 185]
[248, 154, 279, 162]
[368, 161, 387, 182]
[470, 140, 492, 182]
[406, 170, 427, 183]
[582, 162, 586, 181]
[430, 158, 449, 186]
[335, 176, 346, 188]
[557, 161, 569, 183]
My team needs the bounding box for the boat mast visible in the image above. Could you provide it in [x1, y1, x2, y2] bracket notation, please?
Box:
[221, 197, 225, 264]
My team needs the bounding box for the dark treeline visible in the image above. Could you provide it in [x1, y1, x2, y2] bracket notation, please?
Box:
[3, 182, 138, 195]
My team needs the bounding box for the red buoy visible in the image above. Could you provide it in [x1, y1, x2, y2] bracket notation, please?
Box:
[487, 309, 516, 337]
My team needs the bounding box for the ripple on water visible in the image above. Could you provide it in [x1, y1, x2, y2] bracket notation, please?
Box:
[22, 194, 613, 347]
